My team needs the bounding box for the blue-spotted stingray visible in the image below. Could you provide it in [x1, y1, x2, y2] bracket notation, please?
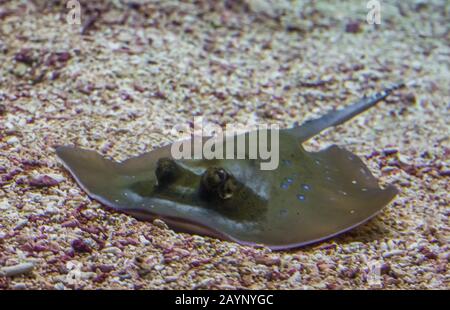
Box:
[57, 83, 404, 250]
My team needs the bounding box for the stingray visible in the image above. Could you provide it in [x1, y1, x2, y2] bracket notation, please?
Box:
[56, 83, 404, 250]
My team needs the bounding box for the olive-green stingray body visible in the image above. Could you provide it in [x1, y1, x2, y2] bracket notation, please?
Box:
[57, 84, 403, 249]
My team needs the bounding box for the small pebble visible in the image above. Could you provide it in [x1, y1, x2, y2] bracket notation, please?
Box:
[0, 199, 11, 210]
[153, 219, 169, 229]
[12, 283, 27, 289]
[6, 136, 19, 145]
[71, 239, 92, 253]
[345, 21, 362, 33]
[29, 174, 63, 187]
[382, 250, 405, 258]
[0, 262, 34, 277]
[102, 247, 122, 255]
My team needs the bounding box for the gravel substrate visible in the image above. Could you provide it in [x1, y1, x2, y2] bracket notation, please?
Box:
[0, 0, 448, 289]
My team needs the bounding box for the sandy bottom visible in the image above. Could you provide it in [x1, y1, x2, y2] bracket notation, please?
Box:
[0, 0, 448, 289]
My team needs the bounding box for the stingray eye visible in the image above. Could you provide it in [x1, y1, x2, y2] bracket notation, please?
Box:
[155, 158, 179, 186]
[202, 167, 228, 189]
[216, 168, 228, 182]
[201, 167, 236, 200]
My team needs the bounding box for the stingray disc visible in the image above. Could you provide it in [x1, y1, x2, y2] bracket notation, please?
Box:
[56, 131, 396, 250]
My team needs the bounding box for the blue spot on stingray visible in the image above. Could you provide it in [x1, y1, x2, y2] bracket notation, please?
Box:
[301, 184, 310, 191]
[297, 194, 305, 201]
[280, 183, 289, 190]
[280, 177, 294, 190]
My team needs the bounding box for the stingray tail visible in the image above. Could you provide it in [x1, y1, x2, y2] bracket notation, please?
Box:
[291, 82, 406, 141]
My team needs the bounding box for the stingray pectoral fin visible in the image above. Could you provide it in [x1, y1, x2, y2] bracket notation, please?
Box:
[55, 146, 126, 204]
[253, 144, 398, 249]
[293, 145, 398, 244]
